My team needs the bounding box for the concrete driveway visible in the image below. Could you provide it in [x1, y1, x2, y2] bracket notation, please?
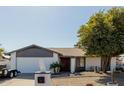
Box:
[0, 74, 34, 86]
[0, 72, 124, 86]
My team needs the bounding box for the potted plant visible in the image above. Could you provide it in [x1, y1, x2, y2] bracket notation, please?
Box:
[50, 62, 61, 74]
[107, 69, 118, 86]
[50, 63, 56, 73]
[55, 62, 62, 73]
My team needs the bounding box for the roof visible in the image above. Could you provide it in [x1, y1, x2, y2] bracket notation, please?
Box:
[7, 44, 85, 57]
[49, 48, 86, 57]
[7, 44, 61, 55]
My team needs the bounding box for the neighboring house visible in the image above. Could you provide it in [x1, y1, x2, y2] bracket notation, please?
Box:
[7, 44, 117, 73]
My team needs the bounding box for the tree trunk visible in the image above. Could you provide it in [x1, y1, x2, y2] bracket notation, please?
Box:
[101, 56, 111, 73]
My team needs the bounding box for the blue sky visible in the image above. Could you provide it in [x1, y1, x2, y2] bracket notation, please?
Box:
[0, 6, 114, 52]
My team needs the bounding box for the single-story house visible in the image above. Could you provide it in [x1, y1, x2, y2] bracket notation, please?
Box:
[7, 44, 117, 73]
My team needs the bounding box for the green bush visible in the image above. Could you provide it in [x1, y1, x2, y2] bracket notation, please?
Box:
[50, 62, 62, 73]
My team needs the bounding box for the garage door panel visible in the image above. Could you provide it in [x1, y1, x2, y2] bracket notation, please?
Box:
[17, 58, 40, 73]
[39, 59, 54, 71]
[16, 57, 57, 73]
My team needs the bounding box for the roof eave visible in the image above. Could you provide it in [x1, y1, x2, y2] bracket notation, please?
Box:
[7, 44, 62, 55]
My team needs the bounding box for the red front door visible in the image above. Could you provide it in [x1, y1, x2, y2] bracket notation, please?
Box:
[60, 57, 70, 72]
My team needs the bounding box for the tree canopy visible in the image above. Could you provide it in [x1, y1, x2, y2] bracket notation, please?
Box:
[77, 7, 124, 57]
[0, 48, 4, 58]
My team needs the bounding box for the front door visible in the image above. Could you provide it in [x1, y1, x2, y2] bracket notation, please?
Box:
[60, 57, 70, 72]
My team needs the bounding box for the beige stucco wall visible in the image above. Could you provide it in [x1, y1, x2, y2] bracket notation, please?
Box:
[86, 57, 117, 71]
[86, 57, 101, 70]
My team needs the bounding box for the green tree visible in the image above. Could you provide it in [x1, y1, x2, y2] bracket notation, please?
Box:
[0, 48, 4, 59]
[77, 7, 124, 72]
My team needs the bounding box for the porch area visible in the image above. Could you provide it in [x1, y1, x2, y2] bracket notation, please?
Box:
[59, 57, 86, 73]
[59, 57, 117, 73]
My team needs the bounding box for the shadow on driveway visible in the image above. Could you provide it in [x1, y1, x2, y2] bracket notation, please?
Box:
[15, 73, 34, 80]
[95, 72, 124, 86]
[0, 73, 34, 84]
[95, 76, 111, 85]
[0, 78, 11, 84]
